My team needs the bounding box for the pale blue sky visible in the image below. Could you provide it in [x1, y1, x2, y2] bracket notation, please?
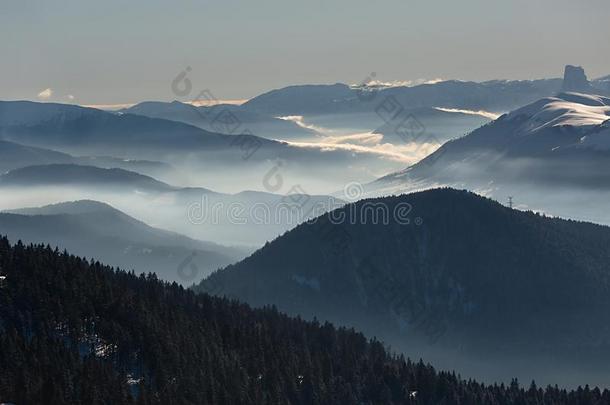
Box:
[1, 0, 609, 105]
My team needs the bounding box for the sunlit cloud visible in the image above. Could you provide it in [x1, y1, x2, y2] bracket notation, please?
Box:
[285, 135, 440, 164]
[435, 107, 502, 120]
[320, 132, 384, 145]
[67, 94, 75, 101]
[277, 115, 326, 133]
[278, 115, 440, 164]
[37, 88, 53, 100]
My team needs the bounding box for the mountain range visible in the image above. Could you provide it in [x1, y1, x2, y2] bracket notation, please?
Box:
[241, 66, 609, 117]
[376, 92, 610, 186]
[0, 163, 345, 246]
[0, 138, 173, 181]
[0, 100, 407, 193]
[368, 92, 610, 223]
[0, 163, 177, 191]
[120, 101, 316, 140]
[2, 64, 610, 398]
[0, 100, 280, 159]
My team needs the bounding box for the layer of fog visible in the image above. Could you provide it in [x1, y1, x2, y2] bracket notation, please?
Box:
[0, 185, 344, 248]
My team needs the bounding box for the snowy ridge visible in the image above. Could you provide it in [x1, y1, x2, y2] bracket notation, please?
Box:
[368, 91, 610, 195]
[506, 92, 610, 133]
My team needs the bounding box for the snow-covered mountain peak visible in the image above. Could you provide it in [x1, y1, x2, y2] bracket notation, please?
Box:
[506, 92, 610, 133]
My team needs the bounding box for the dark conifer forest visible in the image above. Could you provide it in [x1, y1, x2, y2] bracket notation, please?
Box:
[1, 236, 610, 404]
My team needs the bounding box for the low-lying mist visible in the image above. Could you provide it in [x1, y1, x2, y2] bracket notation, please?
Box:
[0, 185, 344, 247]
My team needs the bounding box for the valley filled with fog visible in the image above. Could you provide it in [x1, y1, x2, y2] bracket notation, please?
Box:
[4, 1, 610, 402]
[2, 63, 610, 393]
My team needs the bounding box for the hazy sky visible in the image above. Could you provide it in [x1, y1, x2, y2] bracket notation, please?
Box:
[2, 0, 609, 105]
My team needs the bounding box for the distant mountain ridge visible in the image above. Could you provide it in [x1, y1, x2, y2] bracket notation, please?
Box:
[0, 100, 403, 193]
[0, 100, 278, 157]
[0, 200, 247, 284]
[0, 163, 178, 191]
[121, 101, 316, 139]
[242, 80, 559, 116]
[0, 100, 387, 164]
[8, 199, 117, 215]
[237, 65, 609, 119]
[0, 138, 175, 179]
[0, 139, 73, 173]
[0, 163, 345, 246]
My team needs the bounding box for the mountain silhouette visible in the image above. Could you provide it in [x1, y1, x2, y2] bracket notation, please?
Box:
[1, 200, 247, 283]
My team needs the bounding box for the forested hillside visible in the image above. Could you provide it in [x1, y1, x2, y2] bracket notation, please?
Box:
[1, 237, 609, 404]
